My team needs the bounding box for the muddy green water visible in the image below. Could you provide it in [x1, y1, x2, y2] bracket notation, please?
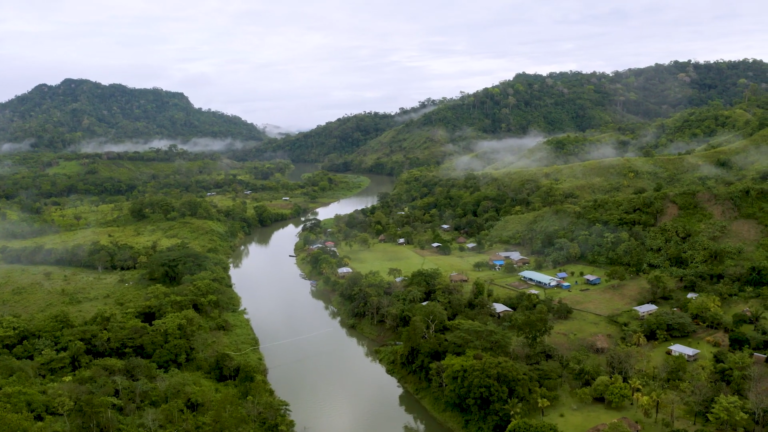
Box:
[230, 168, 451, 432]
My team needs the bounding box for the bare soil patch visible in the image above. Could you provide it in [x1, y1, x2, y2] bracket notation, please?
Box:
[696, 192, 738, 220]
[657, 201, 679, 225]
[726, 219, 762, 245]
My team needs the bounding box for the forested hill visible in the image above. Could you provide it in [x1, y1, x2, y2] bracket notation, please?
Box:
[0, 78, 266, 151]
[259, 59, 768, 174]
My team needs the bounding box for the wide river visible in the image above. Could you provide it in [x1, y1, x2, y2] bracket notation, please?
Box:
[230, 169, 451, 432]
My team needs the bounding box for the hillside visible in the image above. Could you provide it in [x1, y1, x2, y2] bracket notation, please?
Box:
[0, 79, 266, 151]
[258, 59, 768, 174]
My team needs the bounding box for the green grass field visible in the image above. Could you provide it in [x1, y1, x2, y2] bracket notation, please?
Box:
[0, 264, 142, 317]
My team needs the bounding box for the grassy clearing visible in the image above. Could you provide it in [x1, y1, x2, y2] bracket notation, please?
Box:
[0, 264, 141, 317]
[549, 311, 620, 353]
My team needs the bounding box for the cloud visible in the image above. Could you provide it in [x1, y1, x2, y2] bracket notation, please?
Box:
[1, 0, 767, 130]
[394, 105, 438, 122]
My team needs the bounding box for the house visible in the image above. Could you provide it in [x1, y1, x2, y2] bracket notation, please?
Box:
[337, 267, 353, 278]
[244, 190, 252, 194]
[519, 270, 564, 288]
[378, 234, 386, 243]
[528, 289, 540, 295]
[556, 272, 568, 279]
[557, 280, 572, 289]
[753, 353, 767, 364]
[498, 251, 529, 265]
[633, 303, 659, 318]
[421, 301, 429, 305]
[492, 303, 514, 316]
[449, 273, 469, 283]
[397, 238, 406, 245]
[687, 292, 699, 299]
[282, 197, 290, 201]
[489, 254, 506, 266]
[206, 192, 216, 196]
[584, 274, 602, 285]
[431, 243, 442, 248]
[456, 236, 467, 244]
[668, 344, 700, 361]
[588, 417, 642, 432]
[440, 224, 451, 231]
[395, 277, 406, 283]
[466, 243, 477, 250]
[325, 241, 335, 247]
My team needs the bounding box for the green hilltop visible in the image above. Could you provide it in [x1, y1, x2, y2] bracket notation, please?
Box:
[256, 59, 768, 174]
[0, 78, 266, 151]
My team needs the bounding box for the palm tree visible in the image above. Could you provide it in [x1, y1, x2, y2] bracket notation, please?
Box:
[537, 398, 550, 420]
[629, 379, 642, 405]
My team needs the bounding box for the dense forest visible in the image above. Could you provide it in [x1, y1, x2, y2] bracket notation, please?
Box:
[0, 148, 366, 431]
[243, 59, 768, 175]
[0, 79, 266, 151]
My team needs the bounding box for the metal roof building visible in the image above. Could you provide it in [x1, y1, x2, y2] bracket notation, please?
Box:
[337, 267, 353, 274]
[669, 344, 700, 361]
[492, 303, 513, 314]
[519, 270, 560, 288]
[687, 292, 699, 299]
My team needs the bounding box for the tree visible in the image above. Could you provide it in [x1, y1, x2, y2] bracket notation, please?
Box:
[747, 365, 768, 432]
[628, 378, 642, 405]
[605, 381, 632, 408]
[537, 397, 550, 420]
[646, 271, 670, 301]
[387, 267, 403, 279]
[707, 394, 748, 431]
[355, 233, 371, 249]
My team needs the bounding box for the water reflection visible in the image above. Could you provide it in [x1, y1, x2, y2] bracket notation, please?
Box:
[230, 171, 449, 432]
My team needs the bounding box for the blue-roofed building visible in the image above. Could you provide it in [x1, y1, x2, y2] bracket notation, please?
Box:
[556, 272, 568, 279]
[584, 275, 601, 285]
[519, 270, 560, 288]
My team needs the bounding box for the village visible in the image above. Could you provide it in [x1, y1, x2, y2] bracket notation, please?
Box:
[298, 222, 767, 431]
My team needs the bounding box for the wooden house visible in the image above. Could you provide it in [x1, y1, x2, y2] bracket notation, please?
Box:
[456, 236, 467, 244]
[584, 274, 601, 285]
[668, 344, 700, 361]
[378, 234, 386, 243]
[633, 303, 658, 318]
[499, 251, 529, 265]
[449, 273, 469, 283]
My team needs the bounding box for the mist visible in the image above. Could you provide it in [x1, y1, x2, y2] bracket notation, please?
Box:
[394, 105, 438, 123]
[0, 141, 33, 153]
[74, 138, 251, 153]
[448, 133, 546, 173]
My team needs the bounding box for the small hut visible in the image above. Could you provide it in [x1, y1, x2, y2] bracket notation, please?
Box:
[397, 238, 406, 245]
[325, 241, 335, 247]
[431, 243, 442, 248]
[668, 344, 700, 361]
[492, 303, 513, 316]
[440, 224, 451, 231]
[449, 273, 469, 283]
[584, 274, 602, 285]
[687, 292, 699, 299]
[466, 243, 477, 250]
[378, 234, 386, 243]
[337, 267, 353, 278]
[633, 304, 658, 318]
[456, 236, 467, 244]
[489, 254, 505, 266]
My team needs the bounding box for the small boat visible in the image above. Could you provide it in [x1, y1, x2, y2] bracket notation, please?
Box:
[289, 254, 296, 257]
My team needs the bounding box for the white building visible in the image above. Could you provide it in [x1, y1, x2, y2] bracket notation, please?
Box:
[687, 292, 699, 299]
[633, 303, 659, 318]
[668, 344, 700, 361]
[492, 303, 514, 315]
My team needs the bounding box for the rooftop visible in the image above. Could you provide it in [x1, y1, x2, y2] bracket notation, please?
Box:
[633, 303, 658, 313]
[466, 243, 477, 248]
[668, 344, 700, 356]
[519, 270, 559, 286]
[337, 267, 353, 274]
[492, 303, 513, 313]
[687, 292, 699, 299]
[498, 251, 526, 260]
[431, 243, 442, 248]
[584, 274, 599, 281]
[556, 272, 568, 278]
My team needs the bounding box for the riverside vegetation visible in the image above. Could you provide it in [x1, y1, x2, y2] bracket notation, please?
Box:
[293, 60, 768, 432]
[0, 144, 368, 430]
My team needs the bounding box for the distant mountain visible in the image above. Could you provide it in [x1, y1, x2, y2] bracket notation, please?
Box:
[258, 59, 768, 174]
[0, 79, 266, 150]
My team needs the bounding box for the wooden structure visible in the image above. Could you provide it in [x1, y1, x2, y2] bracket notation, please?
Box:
[633, 303, 658, 318]
[378, 234, 386, 243]
[456, 236, 467, 244]
[449, 273, 469, 283]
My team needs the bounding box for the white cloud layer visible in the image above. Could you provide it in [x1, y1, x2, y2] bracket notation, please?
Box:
[1, 0, 767, 129]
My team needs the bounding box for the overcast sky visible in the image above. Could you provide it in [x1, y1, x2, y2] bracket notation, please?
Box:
[2, 0, 767, 131]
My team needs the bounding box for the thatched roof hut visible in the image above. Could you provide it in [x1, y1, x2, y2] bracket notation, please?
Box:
[449, 273, 469, 283]
[456, 236, 467, 244]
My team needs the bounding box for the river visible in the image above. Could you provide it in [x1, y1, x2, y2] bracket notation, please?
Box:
[230, 168, 451, 432]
